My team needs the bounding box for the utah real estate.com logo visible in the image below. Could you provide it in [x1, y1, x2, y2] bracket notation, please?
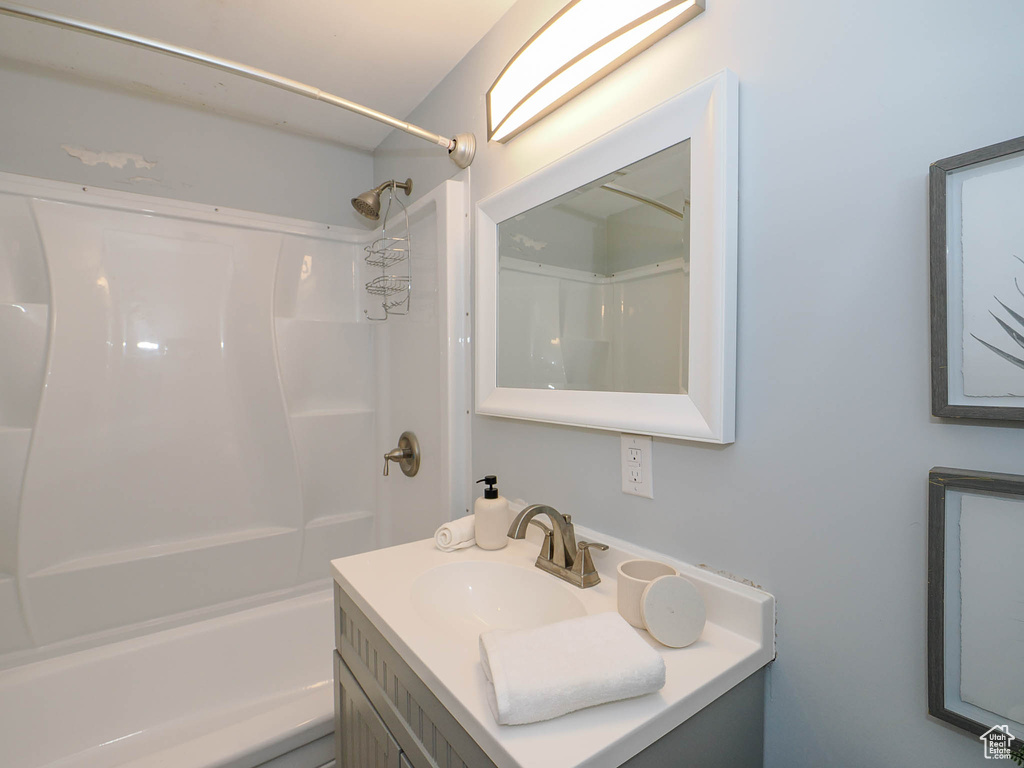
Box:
[980, 725, 1021, 761]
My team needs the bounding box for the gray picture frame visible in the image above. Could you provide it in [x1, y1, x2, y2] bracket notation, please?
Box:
[927, 467, 1024, 737]
[930, 135, 1024, 421]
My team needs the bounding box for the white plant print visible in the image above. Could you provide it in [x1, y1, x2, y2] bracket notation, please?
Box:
[970, 255, 1024, 373]
[961, 159, 1024, 397]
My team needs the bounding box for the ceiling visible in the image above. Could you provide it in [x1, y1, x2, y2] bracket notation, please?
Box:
[0, 0, 518, 151]
[556, 139, 691, 220]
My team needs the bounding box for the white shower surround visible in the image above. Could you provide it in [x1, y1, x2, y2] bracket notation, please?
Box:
[0, 169, 469, 651]
[0, 172, 370, 655]
[0, 171, 470, 766]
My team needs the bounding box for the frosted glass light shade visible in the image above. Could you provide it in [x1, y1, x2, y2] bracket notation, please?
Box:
[486, 0, 704, 143]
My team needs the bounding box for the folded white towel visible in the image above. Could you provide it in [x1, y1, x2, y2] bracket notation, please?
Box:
[479, 611, 666, 725]
[434, 515, 475, 552]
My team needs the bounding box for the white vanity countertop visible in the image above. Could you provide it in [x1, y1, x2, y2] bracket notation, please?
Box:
[331, 527, 775, 768]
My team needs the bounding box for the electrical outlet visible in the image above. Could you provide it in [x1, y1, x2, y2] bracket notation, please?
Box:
[621, 434, 653, 498]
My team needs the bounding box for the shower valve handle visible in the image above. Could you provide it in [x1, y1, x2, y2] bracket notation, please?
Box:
[382, 448, 409, 476]
[382, 432, 421, 477]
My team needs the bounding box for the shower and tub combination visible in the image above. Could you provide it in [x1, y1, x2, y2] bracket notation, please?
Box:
[0, 5, 471, 768]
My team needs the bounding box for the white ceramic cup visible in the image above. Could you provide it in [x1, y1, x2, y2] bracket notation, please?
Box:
[616, 559, 679, 628]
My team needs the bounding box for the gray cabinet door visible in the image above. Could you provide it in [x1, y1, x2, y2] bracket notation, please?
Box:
[335, 583, 495, 768]
[335, 652, 402, 768]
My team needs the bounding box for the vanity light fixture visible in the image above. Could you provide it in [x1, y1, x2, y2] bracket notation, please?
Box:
[486, 0, 705, 143]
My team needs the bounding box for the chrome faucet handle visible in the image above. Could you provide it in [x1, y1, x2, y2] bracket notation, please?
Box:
[571, 540, 609, 586]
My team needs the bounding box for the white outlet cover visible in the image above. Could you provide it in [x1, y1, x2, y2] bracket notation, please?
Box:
[621, 434, 653, 498]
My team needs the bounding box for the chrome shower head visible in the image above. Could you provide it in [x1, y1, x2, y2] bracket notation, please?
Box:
[351, 178, 413, 221]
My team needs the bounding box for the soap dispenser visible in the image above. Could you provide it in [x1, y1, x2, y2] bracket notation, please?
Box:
[474, 475, 509, 550]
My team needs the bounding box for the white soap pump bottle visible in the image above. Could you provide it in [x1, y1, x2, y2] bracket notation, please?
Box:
[474, 475, 509, 550]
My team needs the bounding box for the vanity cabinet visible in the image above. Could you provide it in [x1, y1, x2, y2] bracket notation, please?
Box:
[334, 582, 765, 768]
[335, 652, 402, 768]
[334, 583, 495, 768]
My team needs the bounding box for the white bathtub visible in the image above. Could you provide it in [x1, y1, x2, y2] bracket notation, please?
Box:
[0, 589, 335, 768]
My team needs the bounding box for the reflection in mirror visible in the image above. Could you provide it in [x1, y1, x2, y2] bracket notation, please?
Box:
[497, 140, 690, 395]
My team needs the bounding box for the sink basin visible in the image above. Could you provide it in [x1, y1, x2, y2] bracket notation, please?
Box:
[410, 561, 587, 638]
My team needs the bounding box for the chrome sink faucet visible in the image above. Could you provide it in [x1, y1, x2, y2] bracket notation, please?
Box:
[507, 504, 608, 588]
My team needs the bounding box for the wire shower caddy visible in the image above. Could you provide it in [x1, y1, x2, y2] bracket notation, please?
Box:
[364, 184, 412, 321]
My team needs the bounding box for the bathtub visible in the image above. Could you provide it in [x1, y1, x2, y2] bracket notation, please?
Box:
[0, 589, 335, 768]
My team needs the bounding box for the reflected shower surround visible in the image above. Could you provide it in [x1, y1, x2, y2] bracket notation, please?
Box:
[496, 140, 691, 395]
[498, 257, 688, 394]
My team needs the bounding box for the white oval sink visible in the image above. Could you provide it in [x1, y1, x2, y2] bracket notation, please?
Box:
[410, 561, 586, 638]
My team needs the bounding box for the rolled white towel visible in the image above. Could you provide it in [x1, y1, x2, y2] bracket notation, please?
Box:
[479, 612, 665, 725]
[434, 515, 475, 552]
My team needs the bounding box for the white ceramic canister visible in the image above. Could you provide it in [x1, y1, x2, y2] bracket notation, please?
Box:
[616, 558, 679, 628]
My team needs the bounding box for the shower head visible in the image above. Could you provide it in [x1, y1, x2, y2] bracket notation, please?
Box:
[351, 178, 413, 221]
[351, 190, 381, 220]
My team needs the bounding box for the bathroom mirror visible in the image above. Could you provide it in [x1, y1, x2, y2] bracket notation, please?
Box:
[497, 139, 691, 396]
[476, 71, 737, 442]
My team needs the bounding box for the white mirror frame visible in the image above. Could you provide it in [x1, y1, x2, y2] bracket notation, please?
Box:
[475, 69, 738, 443]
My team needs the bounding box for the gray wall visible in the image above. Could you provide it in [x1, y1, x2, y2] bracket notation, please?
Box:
[374, 0, 1024, 765]
[0, 59, 373, 226]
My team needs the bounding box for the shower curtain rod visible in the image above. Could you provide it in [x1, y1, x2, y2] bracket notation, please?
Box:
[0, 1, 476, 168]
[600, 183, 688, 220]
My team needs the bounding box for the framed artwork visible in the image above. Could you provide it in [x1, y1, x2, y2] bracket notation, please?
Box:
[930, 135, 1024, 420]
[927, 468, 1024, 738]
